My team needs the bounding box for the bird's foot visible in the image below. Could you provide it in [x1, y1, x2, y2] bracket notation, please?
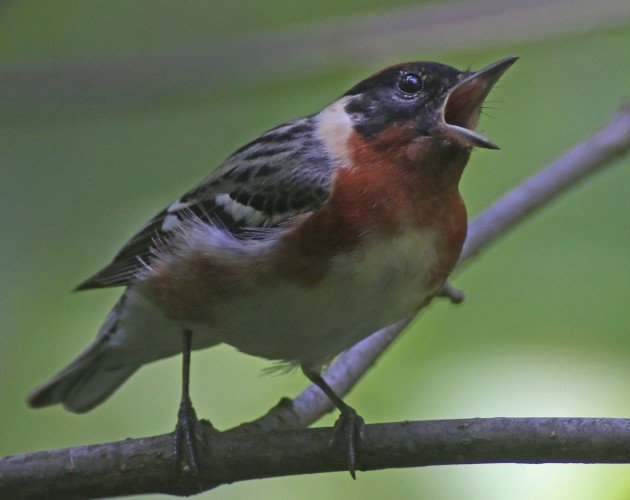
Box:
[330, 407, 365, 479]
[173, 396, 202, 482]
[437, 281, 465, 304]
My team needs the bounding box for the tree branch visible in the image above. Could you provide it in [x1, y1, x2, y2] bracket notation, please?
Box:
[2, 418, 629, 497]
[2, 106, 628, 497]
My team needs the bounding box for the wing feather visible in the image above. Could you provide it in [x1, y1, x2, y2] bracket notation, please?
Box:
[76, 115, 335, 290]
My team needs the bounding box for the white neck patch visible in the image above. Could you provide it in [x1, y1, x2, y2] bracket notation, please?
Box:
[316, 96, 354, 168]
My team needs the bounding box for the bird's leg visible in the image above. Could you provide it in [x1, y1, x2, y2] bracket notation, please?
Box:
[173, 329, 202, 480]
[303, 368, 365, 479]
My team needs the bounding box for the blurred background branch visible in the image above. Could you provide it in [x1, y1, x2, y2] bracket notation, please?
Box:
[2, 417, 629, 497]
[2, 0, 628, 113]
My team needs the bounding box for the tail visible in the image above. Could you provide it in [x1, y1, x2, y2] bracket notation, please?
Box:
[29, 286, 188, 413]
[28, 341, 139, 413]
[28, 293, 141, 413]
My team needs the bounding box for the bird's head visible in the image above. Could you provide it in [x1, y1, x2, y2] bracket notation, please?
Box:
[333, 56, 518, 157]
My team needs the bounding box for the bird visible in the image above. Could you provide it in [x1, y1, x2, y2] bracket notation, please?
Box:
[28, 55, 518, 479]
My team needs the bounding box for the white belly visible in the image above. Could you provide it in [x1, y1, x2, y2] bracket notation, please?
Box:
[192, 229, 440, 366]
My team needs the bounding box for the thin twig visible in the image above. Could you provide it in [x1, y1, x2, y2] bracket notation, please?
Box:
[229, 104, 630, 435]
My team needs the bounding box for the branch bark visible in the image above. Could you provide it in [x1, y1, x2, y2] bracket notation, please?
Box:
[2, 418, 629, 497]
[1, 106, 628, 497]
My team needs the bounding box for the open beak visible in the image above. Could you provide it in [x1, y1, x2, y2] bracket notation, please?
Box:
[439, 56, 518, 149]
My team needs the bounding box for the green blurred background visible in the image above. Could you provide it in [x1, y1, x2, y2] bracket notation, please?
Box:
[1, 1, 628, 499]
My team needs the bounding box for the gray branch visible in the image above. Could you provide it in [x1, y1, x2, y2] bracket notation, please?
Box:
[229, 104, 630, 436]
[1, 107, 628, 497]
[2, 418, 629, 497]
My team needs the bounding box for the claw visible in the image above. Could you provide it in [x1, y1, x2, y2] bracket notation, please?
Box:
[302, 368, 366, 478]
[330, 408, 365, 479]
[173, 397, 201, 481]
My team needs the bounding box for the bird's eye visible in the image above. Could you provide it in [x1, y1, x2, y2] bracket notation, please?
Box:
[397, 73, 423, 95]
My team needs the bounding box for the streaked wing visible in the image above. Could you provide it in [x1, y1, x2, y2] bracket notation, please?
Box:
[76, 115, 334, 290]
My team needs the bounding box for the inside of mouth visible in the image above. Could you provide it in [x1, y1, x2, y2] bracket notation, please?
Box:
[443, 79, 490, 130]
